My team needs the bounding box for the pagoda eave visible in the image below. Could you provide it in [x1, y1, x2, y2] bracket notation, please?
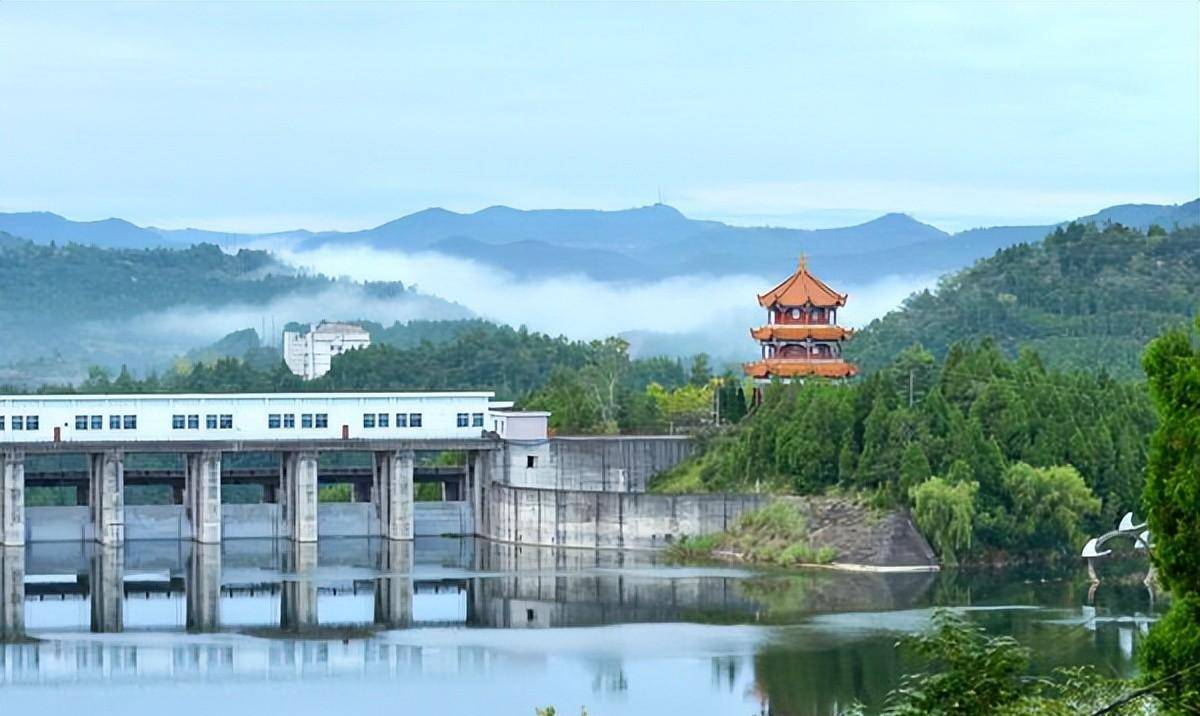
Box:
[744, 359, 858, 380]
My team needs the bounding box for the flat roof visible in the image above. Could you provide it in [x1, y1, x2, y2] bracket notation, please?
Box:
[0, 391, 495, 401]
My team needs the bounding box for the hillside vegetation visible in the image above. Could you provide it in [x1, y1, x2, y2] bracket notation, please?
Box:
[0, 236, 462, 386]
[653, 341, 1156, 561]
[848, 223, 1200, 378]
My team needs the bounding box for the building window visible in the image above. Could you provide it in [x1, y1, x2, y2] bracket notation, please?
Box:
[188, 415, 200, 429]
[456, 413, 469, 428]
[109, 415, 121, 430]
[76, 415, 89, 430]
[378, 413, 389, 428]
[0, 417, 5, 431]
[409, 413, 422, 428]
[12, 417, 23, 431]
[26, 416, 39, 430]
[172, 415, 186, 430]
[283, 414, 295, 429]
[314, 413, 327, 429]
[472, 412, 484, 427]
[219, 414, 233, 429]
[268, 414, 281, 429]
[301, 413, 313, 429]
[206, 414, 218, 429]
[123, 415, 136, 430]
[91, 415, 102, 430]
[395, 413, 407, 428]
[526, 455, 537, 468]
[363, 413, 376, 428]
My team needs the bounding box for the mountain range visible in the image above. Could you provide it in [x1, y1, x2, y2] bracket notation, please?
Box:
[1, 199, 1195, 285]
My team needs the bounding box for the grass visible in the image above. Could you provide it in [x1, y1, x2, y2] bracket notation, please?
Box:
[666, 501, 837, 567]
[648, 460, 706, 494]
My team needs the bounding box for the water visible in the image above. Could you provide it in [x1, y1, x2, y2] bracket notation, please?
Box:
[0, 539, 1158, 715]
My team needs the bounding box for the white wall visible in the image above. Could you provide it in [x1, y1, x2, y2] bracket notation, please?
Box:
[0, 392, 495, 443]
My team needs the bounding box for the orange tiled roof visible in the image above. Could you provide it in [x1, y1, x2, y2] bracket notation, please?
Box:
[750, 325, 852, 342]
[757, 258, 847, 309]
[744, 358, 858, 379]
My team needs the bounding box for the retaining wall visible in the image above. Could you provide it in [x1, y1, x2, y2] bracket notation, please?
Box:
[483, 482, 767, 550]
[495, 436, 694, 492]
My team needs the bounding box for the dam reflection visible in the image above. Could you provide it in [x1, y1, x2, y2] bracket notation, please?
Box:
[0, 539, 1148, 716]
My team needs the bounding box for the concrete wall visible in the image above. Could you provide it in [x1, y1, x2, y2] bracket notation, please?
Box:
[414, 502, 471, 537]
[483, 482, 767, 550]
[495, 436, 694, 492]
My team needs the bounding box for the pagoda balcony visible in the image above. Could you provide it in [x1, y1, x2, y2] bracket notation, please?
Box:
[750, 325, 851, 342]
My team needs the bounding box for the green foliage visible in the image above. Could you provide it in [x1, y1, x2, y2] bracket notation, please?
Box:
[910, 477, 977, 565]
[1140, 595, 1200, 713]
[318, 484, 352, 503]
[659, 342, 1152, 557]
[1139, 316, 1200, 713]
[666, 501, 837, 567]
[849, 223, 1200, 379]
[844, 610, 1135, 716]
[646, 381, 712, 429]
[999, 463, 1100, 552]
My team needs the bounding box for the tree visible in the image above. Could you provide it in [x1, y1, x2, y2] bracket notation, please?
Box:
[898, 442, 932, 499]
[1000, 463, 1100, 551]
[689, 353, 712, 387]
[1139, 317, 1200, 712]
[910, 476, 977, 565]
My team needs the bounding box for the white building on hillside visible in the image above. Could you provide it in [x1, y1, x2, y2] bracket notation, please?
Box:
[283, 321, 371, 379]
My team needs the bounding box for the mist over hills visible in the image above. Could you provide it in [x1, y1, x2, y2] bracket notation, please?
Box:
[0, 198, 1195, 387]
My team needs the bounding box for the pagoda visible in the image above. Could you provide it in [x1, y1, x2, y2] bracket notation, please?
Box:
[745, 257, 858, 381]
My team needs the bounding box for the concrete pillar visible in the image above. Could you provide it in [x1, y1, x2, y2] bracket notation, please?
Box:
[90, 545, 124, 633]
[375, 450, 414, 540]
[186, 543, 221, 632]
[89, 450, 124, 546]
[374, 539, 413, 629]
[0, 546, 24, 640]
[281, 541, 318, 631]
[1, 450, 25, 547]
[281, 451, 319, 543]
[184, 451, 222, 544]
[471, 451, 486, 537]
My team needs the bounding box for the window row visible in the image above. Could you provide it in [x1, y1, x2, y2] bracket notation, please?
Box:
[72, 415, 138, 430]
[172, 414, 235, 430]
[456, 412, 485, 428]
[362, 413, 423, 429]
[0, 415, 39, 431]
[267, 413, 328, 430]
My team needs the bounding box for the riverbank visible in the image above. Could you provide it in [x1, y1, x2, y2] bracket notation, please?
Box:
[667, 498, 938, 572]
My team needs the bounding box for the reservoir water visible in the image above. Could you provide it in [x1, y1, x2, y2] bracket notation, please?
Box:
[0, 539, 1156, 715]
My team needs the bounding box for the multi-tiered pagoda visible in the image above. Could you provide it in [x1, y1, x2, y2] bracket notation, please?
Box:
[745, 257, 858, 381]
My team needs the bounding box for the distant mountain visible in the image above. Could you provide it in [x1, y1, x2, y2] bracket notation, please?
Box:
[1074, 199, 1199, 230]
[1, 199, 1195, 286]
[847, 222, 1200, 378]
[0, 211, 164, 248]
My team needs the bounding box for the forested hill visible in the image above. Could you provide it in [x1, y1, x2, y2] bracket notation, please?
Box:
[847, 223, 1200, 378]
[0, 237, 465, 387]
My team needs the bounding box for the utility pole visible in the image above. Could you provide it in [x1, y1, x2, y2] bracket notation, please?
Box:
[908, 370, 915, 408]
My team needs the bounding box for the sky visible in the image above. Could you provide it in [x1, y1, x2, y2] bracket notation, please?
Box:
[0, 2, 1197, 233]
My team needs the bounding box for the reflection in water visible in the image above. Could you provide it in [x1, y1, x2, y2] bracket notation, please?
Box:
[0, 541, 1160, 715]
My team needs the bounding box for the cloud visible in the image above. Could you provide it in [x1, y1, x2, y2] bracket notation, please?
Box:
[272, 244, 936, 348]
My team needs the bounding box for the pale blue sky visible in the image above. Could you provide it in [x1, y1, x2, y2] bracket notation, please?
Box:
[0, 1, 1196, 233]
